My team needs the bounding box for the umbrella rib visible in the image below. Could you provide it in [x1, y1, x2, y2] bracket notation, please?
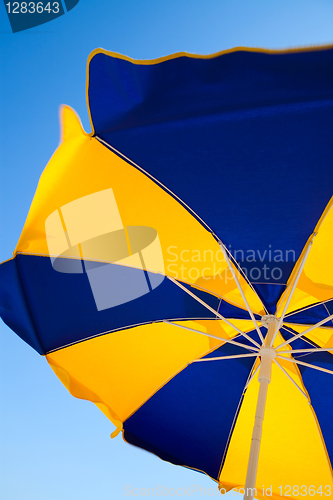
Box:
[218, 241, 265, 345]
[97, 137, 268, 322]
[275, 237, 314, 319]
[270, 236, 315, 347]
[283, 325, 318, 352]
[244, 363, 260, 390]
[276, 355, 333, 376]
[166, 275, 261, 348]
[280, 324, 318, 349]
[220, 245, 268, 316]
[283, 322, 333, 333]
[273, 359, 309, 401]
[98, 136, 269, 320]
[276, 313, 333, 350]
[163, 321, 259, 352]
[284, 298, 333, 320]
[278, 347, 333, 354]
[323, 302, 333, 326]
[192, 353, 258, 363]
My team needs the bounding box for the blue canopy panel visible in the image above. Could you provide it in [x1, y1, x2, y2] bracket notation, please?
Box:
[285, 300, 333, 327]
[0, 254, 258, 355]
[0, 257, 43, 354]
[88, 48, 333, 310]
[124, 339, 256, 480]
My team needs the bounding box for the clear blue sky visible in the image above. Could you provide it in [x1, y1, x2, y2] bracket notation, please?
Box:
[1, 1, 333, 499]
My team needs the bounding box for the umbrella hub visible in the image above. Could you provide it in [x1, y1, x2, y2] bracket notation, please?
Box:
[260, 314, 279, 329]
[261, 314, 280, 346]
[259, 346, 276, 360]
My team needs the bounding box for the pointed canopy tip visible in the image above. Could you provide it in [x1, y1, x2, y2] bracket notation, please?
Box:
[59, 105, 88, 143]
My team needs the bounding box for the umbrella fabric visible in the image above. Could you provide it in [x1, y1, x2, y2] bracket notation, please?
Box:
[1, 46, 333, 498]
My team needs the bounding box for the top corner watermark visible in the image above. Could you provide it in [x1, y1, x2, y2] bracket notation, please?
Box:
[3, 0, 79, 33]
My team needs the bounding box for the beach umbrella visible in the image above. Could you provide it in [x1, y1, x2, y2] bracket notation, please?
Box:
[1, 45, 333, 499]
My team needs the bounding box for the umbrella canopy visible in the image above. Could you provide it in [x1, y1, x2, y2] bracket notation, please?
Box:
[1, 45, 333, 499]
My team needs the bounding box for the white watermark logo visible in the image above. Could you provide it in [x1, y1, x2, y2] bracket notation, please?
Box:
[45, 188, 165, 310]
[124, 484, 227, 497]
[165, 245, 295, 283]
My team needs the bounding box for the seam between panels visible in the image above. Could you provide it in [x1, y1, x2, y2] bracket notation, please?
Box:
[0, 255, 16, 266]
[215, 354, 331, 486]
[278, 195, 333, 316]
[15, 253, 257, 354]
[284, 323, 333, 333]
[14, 256, 45, 355]
[122, 430, 221, 485]
[45, 317, 230, 354]
[95, 136, 216, 234]
[280, 326, 333, 363]
[284, 347, 313, 400]
[50, 322, 259, 357]
[292, 335, 333, 481]
[47, 357, 123, 427]
[276, 234, 315, 316]
[284, 298, 333, 319]
[167, 277, 253, 314]
[46, 317, 254, 354]
[94, 136, 266, 314]
[223, 246, 268, 316]
[282, 326, 333, 358]
[216, 357, 257, 481]
[218, 297, 223, 315]
[281, 326, 324, 349]
[15, 252, 252, 315]
[122, 341, 231, 425]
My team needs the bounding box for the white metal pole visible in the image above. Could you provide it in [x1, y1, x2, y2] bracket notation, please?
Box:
[243, 317, 277, 500]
